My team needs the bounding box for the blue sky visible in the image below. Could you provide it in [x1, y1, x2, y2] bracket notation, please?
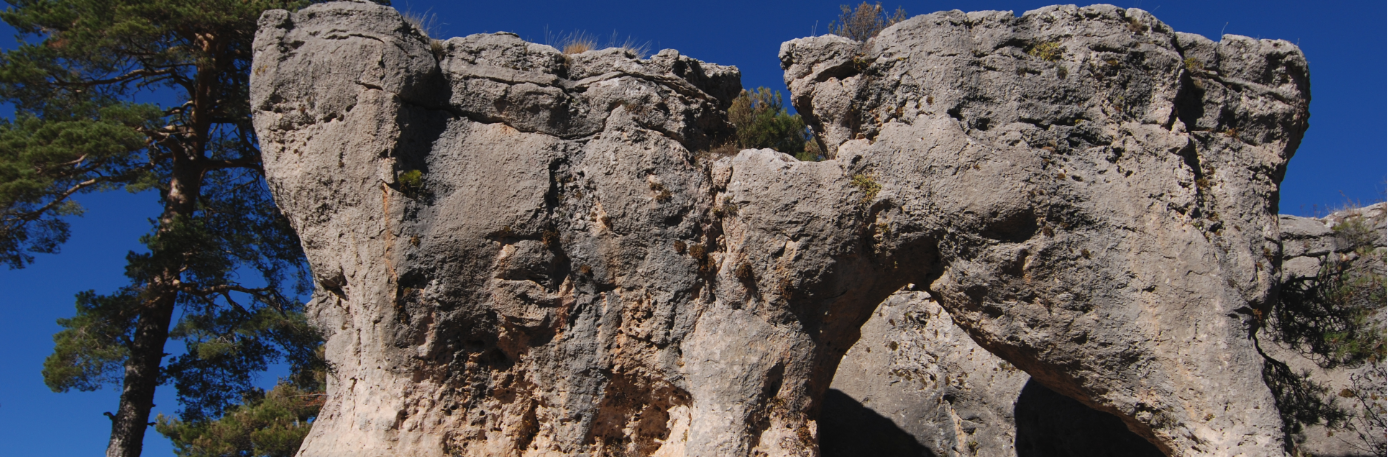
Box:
[0, 1, 1382, 455]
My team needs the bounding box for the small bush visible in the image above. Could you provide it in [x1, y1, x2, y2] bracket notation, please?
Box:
[1027, 41, 1063, 62]
[688, 243, 706, 261]
[563, 38, 594, 54]
[797, 140, 825, 162]
[720, 197, 740, 217]
[546, 29, 650, 58]
[429, 40, 446, 60]
[402, 11, 446, 60]
[1183, 57, 1204, 72]
[735, 262, 755, 283]
[829, 2, 907, 42]
[649, 181, 672, 202]
[850, 173, 881, 202]
[1126, 17, 1149, 34]
[687, 243, 712, 273]
[398, 169, 423, 194]
[729, 87, 820, 160]
[401, 10, 441, 39]
[1265, 211, 1387, 448]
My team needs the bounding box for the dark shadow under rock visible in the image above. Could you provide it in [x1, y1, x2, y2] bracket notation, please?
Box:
[821, 389, 936, 457]
[1014, 379, 1166, 457]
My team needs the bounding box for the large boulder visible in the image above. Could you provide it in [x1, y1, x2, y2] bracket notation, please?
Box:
[252, 2, 1311, 455]
[825, 289, 1034, 456]
[826, 289, 1164, 457]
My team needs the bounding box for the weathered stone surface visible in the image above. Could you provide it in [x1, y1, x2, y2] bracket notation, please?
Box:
[827, 290, 1029, 456]
[1280, 215, 1338, 258]
[254, 3, 748, 455]
[253, 2, 1312, 456]
[826, 288, 1166, 457]
[828, 205, 1384, 456]
[780, 5, 1308, 455]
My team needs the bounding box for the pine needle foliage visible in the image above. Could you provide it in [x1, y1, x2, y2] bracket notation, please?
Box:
[1272, 216, 1386, 367]
[156, 381, 325, 457]
[829, 2, 907, 42]
[1263, 210, 1387, 452]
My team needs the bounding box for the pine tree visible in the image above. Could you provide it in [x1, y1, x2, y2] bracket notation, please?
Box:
[155, 382, 324, 457]
[0, 1, 377, 455]
[155, 350, 328, 457]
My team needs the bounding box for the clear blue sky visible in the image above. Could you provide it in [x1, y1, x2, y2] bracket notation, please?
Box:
[0, 1, 1382, 455]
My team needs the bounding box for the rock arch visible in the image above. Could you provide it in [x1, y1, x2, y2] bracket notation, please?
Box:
[252, 2, 1308, 455]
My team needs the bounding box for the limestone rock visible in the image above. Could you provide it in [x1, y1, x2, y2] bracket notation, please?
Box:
[826, 289, 1165, 457]
[781, 5, 1307, 455]
[827, 290, 1030, 456]
[828, 204, 1384, 457]
[255, 3, 745, 455]
[253, 2, 1311, 455]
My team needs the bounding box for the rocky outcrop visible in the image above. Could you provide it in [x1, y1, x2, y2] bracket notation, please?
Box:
[1265, 204, 1386, 456]
[252, 2, 1312, 456]
[778, 5, 1308, 455]
[826, 290, 1164, 457]
[826, 290, 1032, 456]
[828, 205, 1384, 457]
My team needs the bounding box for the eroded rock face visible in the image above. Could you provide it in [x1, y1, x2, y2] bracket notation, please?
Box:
[828, 205, 1385, 457]
[779, 5, 1307, 455]
[252, 2, 1310, 456]
[826, 290, 1032, 456]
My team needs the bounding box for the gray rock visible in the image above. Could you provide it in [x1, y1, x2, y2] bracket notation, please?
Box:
[828, 290, 1028, 456]
[827, 289, 1166, 457]
[782, 5, 1307, 455]
[831, 204, 1385, 457]
[1280, 255, 1322, 280]
[1280, 215, 1338, 257]
[253, 2, 1311, 455]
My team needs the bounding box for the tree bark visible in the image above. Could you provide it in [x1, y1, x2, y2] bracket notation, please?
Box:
[104, 72, 213, 455]
[104, 290, 176, 457]
[104, 154, 204, 457]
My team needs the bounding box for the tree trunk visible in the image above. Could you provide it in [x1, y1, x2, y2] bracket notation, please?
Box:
[104, 291, 177, 457]
[104, 156, 203, 457]
[103, 29, 225, 456]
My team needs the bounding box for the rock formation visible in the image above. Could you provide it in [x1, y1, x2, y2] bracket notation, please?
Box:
[824, 290, 1037, 456]
[1265, 204, 1386, 456]
[827, 204, 1384, 457]
[826, 289, 1164, 457]
[251, 2, 1314, 455]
